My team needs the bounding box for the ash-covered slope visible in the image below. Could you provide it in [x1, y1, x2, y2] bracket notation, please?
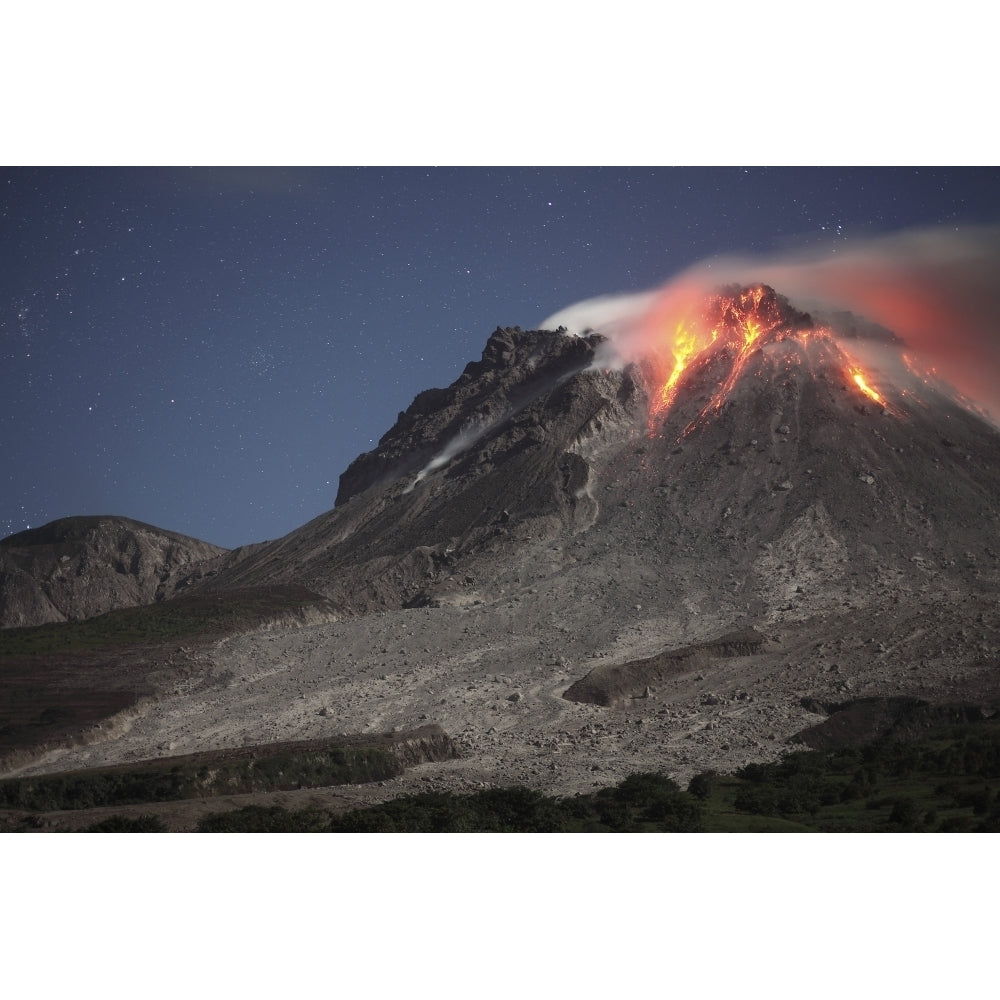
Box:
[336, 325, 603, 505]
[207, 325, 643, 610]
[0, 516, 231, 627]
[207, 285, 1000, 628]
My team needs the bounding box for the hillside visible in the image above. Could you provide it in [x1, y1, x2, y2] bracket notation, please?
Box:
[0, 516, 235, 628]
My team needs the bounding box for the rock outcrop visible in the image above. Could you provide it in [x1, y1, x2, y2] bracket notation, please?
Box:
[563, 629, 767, 706]
[335, 325, 607, 505]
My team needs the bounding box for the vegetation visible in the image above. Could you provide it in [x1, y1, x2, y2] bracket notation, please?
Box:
[80, 814, 169, 833]
[0, 742, 402, 812]
[0, 585, 333, 656]
[695, 716, 1000, 832]
[197, 773, 705, 832]
[194, 717, 1000, 833]
[197, 806, 330, 833]
[5, 714, 1000, 833]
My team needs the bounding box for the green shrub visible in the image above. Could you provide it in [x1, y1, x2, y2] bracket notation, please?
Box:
[888, 797, 919, 828]
[687, 771, 717, 800]
[197, 805, 329, 833]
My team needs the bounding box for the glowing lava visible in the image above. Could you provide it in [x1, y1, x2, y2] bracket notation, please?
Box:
[848, 365, 885, 406]
[697, 295, 773, 421]
[653, 323, 705, 417]
[643, 283, 901, 431]
[645, 284, 811, 431]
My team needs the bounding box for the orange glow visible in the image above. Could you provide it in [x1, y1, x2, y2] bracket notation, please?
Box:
[901, 352, 939, 385]
[848, 366, 885, 406]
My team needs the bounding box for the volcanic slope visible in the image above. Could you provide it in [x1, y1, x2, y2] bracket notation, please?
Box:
[202, 285, 1000, 627]
[9, 286, 1000, 802]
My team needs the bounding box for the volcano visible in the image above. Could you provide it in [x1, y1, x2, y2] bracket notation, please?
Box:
[4, 284, 1000, 811]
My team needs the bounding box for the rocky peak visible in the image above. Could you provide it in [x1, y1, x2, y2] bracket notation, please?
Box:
[335, 326, 603, 506]
[703, 284, 814, 349]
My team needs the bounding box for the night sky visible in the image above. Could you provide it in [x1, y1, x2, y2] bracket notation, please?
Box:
[3, 166, 998, 548]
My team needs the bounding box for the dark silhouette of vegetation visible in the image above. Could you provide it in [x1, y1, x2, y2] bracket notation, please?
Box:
[687, 770, 718, 800]
[712, 716, 1000, 831]
[197, 805, 329, 833]
[593, 772, 702, 830]
[196, 773, 705, 832]
[0, 742, 402, 812]
[80, 814, 169, 832]
[7, 714, 1000, 833]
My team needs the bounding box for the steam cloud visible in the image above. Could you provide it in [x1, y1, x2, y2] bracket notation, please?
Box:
[544, 225, 1000, 422]
[403, 415, 503, 493]
[541, 291, 659, 342]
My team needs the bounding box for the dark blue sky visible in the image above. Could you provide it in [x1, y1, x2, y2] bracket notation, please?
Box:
[3, 166, 998, 547]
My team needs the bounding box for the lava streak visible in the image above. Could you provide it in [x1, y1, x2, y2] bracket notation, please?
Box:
[652, 323, 707, 417]
[847, 366, 885, 406]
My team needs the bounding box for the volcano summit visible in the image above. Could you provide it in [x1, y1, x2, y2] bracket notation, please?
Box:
[4, 284, 1000, 816]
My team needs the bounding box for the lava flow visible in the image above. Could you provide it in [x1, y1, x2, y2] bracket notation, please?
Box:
[848, 366, 886, 406]
[644, 283, 898, 431]
[653, 323, 707, 417]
